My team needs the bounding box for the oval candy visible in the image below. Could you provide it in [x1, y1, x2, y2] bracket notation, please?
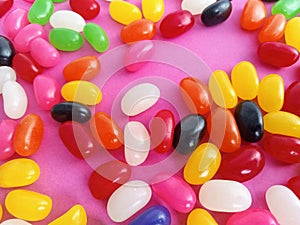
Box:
[287, 176, 300, 199]
[181, 0, 216, 15]
[28, 0, 54, 25]
[0, 119, 17, 160]
[201, 0, 232, 26]
[0, 204, 2, 221]
[109, 1, 142, 25]
[240, 0, 267, 30]
[187, 208, 218, 225]
[0, 66, 16, 94]
[83, 23, 109, 52]
[285, 17, 300, 52]
[272, 0, 300, 20]
[0, 0, 13, 18]
[258, 14, 286, 43]
[69, 0, 100, 20]
[142, 0, 164, 22]
[0, 35, 15, 66]
[50, 10, 86, 32]
[284, 81, 300, 117]
[48, 205, 87, 225]
[0, 219, 32, 225]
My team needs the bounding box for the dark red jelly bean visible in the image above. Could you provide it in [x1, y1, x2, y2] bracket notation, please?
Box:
[287, 176, 300, 199]
[201, 0, 232, 26]
[69, 0, 100, 20]
[0, 0, 13, 18]
[0, 35, 15, 66]
[257, 42, 299, 68]
[284, 81, 300, 117]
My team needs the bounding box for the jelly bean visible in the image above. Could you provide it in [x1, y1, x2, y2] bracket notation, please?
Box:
[181, 0, 216, 15]
[287, 176, 300, 199]
[272, 0, 300, 20]
[51, 101, 91, 123]
[284, 81, 300, 117]
[180, 77, 213, 115]
[199, 179, 252, 212]
[49, 28, 84, 52]
[0, 158, 40, 188]
[83, 23, 109, 52]
[226, 208, 280, 225]
[258, 14, 286, 43]
[14, 113, 44, 157]
[142, 0, 164, 22]
[33, 75, 60, 111]
[151, 174, 196, 213]
[258, 42, 299, 68]
[48, 205, 87, 225]
[5, 189, 52, 221]
[149, 109, 175, 153]
[129, 205, 171, 225]
[3, 81, 28, 119]
[209, 70, 237, 108]
[231, 61, 259, 100]
[50, 10, 86, 32]
[0, 119, 17, 160]
[121, 83, 160, 116]
[218, 145, 265, 182]
[201, 0, 232, 26]
[240, 0, 267, 31]
[184, 143, 221, 185]
[0, 219, 32, 225]
[14, 24, 46, 53]
[109, 1, 142, 25]
[266, 185, 300, 225]
[187, 208, 218, 225]
[207, 108, 241, 153]
[0, 66, 16, 93]
[107, 180, 152, 222]
[284, 17, 300, 52]
[59, 121, 96, 159]
[0, 0, 13, 18]
[63, 56, 100, 81]
[263, 133, 300, 164]
[172, 114, 206, 154]
[12, 53, 43, 83]
[61, 80, 102, 105]
[90, 112, 123, 150]
[4, 9, 29, 40]
[88, 160, 131, 200]
[0, 35, 15, 66]
[124, 121, 150, 166]
[69, 0, 100, 20]
[121, 19, 156, 44]
[160, 10, 194, 38]
[235, 101, 264, 142]
[0, 204, 2, 221]
[28, 0, 54, 25]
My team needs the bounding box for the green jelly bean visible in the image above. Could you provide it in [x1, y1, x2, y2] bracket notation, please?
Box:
[52, 0, 67, 2]
[28, 0, 54, 25]
[272, 0, 300, 19]
[83, 23, 109, 53]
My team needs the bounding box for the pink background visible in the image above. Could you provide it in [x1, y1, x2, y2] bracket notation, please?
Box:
[1, 0, 300, 224]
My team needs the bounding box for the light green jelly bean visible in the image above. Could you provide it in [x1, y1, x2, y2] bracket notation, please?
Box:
[49, 28, 84, 52]
[52, 0, 67, 2]
[83, 23, 110, 53]
[272, 0, 300, 19]
[28, 0, 54, 25]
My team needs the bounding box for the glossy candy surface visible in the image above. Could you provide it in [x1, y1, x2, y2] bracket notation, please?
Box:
[187, 208, 218, 225]
[50, 10, 86, 32]
[258, 14, 286, 43]
[69, 0, 100, 20]
[0, 66, 16, 93]
[0, 0, 13, 18]
[142, 0, 164, 22]
[0, 205, 2, 221]
[284, 81, 300, 116]
[83, 23, 109, 52]
[3, 8, 29, 39]
[0, 35, 15, 66]
[0, 219, 32, 225]
[287, 176, 300, 199]
[0, 119, 17, 160]
[28, 0, 54, 25]
[240, 0, 267, 30]
[109, 1, 142, 25]
[272, 0, 300, 19]
[181, 0, 216, 15]
[48, 205, 87, 225]
[129, 205, 170, 225]
[201, 0, 232, 26]
[285, 17, 300, 52]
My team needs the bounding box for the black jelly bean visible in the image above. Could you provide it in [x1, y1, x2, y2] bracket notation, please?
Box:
[0, 35, 15, 66]
[172, 114, 206, 155]
[262, 0, 278, 2]
[201, 0, 232, 26]
[234, 100, 264, 142]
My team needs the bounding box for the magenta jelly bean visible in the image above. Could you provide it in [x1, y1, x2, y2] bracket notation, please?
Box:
[4, 8, 29, 40]
[0, 119, 17, 160]
[14, 23, 46, 53]
[29, 38, 60, 68]
[284, 81, 300, 117]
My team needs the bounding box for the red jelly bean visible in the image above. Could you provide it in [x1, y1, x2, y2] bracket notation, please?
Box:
[69, 0, 100, 20]
[12, 53, 43, 83]
[88, 160, 131, 200]
[257, 42, 299, 68]
[59, 121, 96, 159]
[0, 0, 13, 18]
[258, 14, 286, 43]
[284, 81, 300, 117]
[218, 145, 265, 182]
[0, 119, 17, 160]
[160, 10, 194, 38]
[287, 176, 300, 199]
[263, 133, 300, 164]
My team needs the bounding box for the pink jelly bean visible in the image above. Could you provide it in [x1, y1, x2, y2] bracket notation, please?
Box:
[0, 119, 17, 160]
[13, 23, 46, 53]
[30, 38, 60, 68]
[151, 174, 196, 213]
[33, 75, 61, 110]
[4, 8, 29, 40]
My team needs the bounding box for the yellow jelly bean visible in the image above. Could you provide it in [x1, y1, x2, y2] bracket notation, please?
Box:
[109, 0, 142, 25]
[0, 204, 3, 221]
[61, 80, 102, 105]
[48, 205, 87, 225]
[257, 74, 284, 112]
[142, 0, 164, 22]
[231, 61, 259, 100]
[209, 70, 237, 108]
[184, 143, 221, 185]
[187, 208, 218, 225]
[264, 111, 300, 138]
[285, 17, 300, 52]
[0, 158, 40, 188]
[5, 189, 52, 221]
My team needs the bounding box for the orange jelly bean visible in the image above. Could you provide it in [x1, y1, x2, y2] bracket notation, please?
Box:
[258, 14, 286, 43]
[121, 19, 156, 44]
[13, 113, 44, 156]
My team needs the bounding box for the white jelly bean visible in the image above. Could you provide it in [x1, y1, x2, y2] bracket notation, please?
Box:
[124, 121, 150, 166]
[50, 10, 86, 32]
[199, 179, 252, 212]
[181, 0, 217, 15]
[107, 180, 152, 222]
[0, 219, 32, 225]
[121, 83, 160, 116]
[3, 81, 28, 119]
[0, 66, 16, 94]
[266, 185, 300, 225]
